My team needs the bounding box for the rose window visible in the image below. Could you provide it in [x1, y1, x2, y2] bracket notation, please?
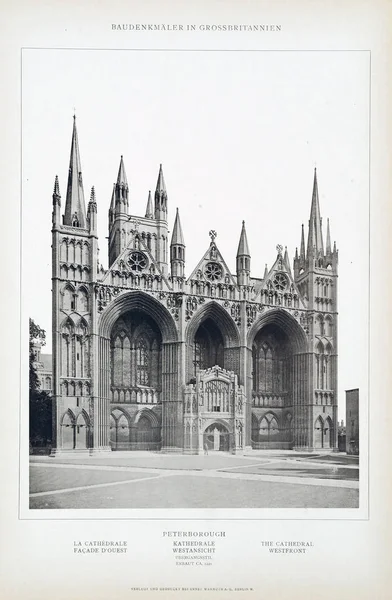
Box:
[127, 251, 148, 272]
[205, 262, 222, 281]
[273, 273, 288, 291]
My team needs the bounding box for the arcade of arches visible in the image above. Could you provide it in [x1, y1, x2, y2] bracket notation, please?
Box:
[56, 305, 335, 453]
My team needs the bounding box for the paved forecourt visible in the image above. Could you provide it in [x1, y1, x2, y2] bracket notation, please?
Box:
[29, 451, 359, 510]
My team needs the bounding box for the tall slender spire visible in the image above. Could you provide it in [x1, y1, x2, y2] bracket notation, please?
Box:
[117, 155, 128, 186]
[263, 264, 269, 279]
[114, 155, 129, 211]
[145, 190, 153, 218]
[236, 221, 250, 257]
[170, 208, 185, 279]
[154, 164, 168, 219]
[306, 168, 324, 257]
[300, 223, 305, 258]
[64, 116, 86, 228]
[170, 208, 185, 246]
[236, 221, 251, 286]
[326, 218, 332, 254]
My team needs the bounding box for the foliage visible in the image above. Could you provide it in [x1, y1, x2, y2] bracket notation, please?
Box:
[29, 318, 52, 445]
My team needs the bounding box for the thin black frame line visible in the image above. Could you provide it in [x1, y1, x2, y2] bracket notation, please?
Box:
[21, 47, 371, 52]
[20, 47, 370, 522]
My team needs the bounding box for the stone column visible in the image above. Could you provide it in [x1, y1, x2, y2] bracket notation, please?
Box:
[161, 341, 183, 451]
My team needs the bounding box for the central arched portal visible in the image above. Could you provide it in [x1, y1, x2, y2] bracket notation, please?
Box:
[204, 423, 230, 452]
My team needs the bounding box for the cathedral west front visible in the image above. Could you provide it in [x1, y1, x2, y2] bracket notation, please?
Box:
[51, 117, 339, 454]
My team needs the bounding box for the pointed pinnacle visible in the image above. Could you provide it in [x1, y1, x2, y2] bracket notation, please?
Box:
[156, 163, 167, 193]
[300, 223, 305, 258]
[53, 175, 60, 196]
[264, 264, 268, 279]
[145, 190, 154, 218]
[117, 155, 128, 186]
[171, 207, 185, 246]
[237, 220, 250, 256]
[90, 186, 96, 203]
[326, 217, 332, 254]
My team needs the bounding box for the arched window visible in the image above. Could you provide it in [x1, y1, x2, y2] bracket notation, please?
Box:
[136, 338, 149, 385]
[258, 413, 280, 442]
[62, 286, 75, 311]
[78, 288, 88, 312]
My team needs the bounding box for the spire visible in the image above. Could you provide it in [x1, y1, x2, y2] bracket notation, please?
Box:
[300, 224, 305, 258]
[170, 208, 185, 279]
[110, 184, 115, 213]
[263, 264, 269, 279]
[170, 208, 185, 246]
[145, 190, 153, 218]
[236, 221, 250, 256]
[64, 116, 87, 228]
[87, 186, 97, 234]
[117, 155, 128, 186]
[88, 186, 97, 209]
[326, 218, 332, 254]
[306, 168, 324, 257]
[154, 163, 168, 218]
[114, 155, 129, 212]
[53, 175, 60, 200]
[236, 221, 251, 286]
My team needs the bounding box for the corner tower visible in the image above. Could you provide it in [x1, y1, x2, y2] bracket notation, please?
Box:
[294, 168, 339, 450]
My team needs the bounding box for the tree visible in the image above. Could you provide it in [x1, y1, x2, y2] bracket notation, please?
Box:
[29, 318, 52, 447]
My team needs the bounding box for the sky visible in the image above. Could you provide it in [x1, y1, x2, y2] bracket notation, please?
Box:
[22, 49, 370, 419]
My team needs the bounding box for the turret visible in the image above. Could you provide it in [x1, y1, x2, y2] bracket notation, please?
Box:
[145, 190, 154, 218]
[87, 186, 97, 236]
[114, 155, 129, 214]
[170, 208, 185, 278]
[154, 164, 168, 220]
[63, 116, 87, 228]
[108, 156, 129, 266]
[236, 221, 251, 286]
[52, 175, 61, 226]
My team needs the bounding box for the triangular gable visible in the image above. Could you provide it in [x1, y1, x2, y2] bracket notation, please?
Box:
[101, 234, 171, 290]
[254, 250, 306, 308]
[187, 241, 237, 287]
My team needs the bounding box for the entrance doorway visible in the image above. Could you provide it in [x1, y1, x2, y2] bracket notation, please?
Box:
[204, 423, 230, 452]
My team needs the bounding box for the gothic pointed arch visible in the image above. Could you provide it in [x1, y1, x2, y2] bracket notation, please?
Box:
[185, 301, 239, 381]
[314, 415, 324, 448]
[61, 409, 75, 449]
[62, 283, 76, 311]
[75, 410, 89, 449]
[185, 301, 240, 349]
[77, 285, 89, 312]
[247, 308, 307, 353]
[98, 290, 178, 343]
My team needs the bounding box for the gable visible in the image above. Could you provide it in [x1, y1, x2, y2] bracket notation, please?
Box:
[187, 241, 237, 288]
[254, 251, 307, 309]
[101, 234, 171, 291]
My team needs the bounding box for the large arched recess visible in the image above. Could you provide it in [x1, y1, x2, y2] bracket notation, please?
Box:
[185, 301, 240, 383]
[99, 291, 178, 343]
[97, 291, 181, 451]
[247, 308, 307, 353]
[247, 308, 309, 449]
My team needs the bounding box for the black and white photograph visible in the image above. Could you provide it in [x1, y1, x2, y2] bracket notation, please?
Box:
[24, 48, 368, 512]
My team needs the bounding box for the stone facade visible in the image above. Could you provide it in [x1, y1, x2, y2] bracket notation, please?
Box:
[51, 118, 339, 454]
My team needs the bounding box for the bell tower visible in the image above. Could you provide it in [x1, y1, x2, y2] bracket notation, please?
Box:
[294, 169, 339, 449]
